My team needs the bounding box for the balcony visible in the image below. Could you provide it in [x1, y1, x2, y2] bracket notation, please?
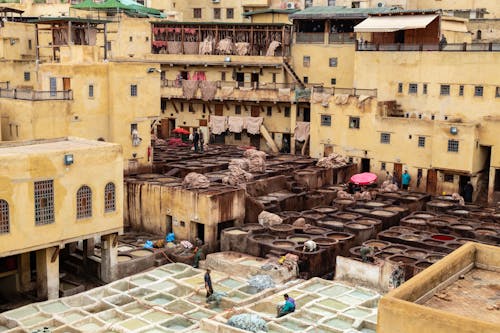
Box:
[328, 32, 356, 44]
[295, 32, 324, 44]
[314, 86, 378, 97]
[0, 88, 73, 100]
[161, 80, 297, 102]
[357, 42, 500, 52]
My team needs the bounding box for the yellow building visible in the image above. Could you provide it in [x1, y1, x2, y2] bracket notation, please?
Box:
[0, 137, 123, 299]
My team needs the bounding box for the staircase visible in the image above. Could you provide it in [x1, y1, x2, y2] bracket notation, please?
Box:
[283, 61, 305, 88]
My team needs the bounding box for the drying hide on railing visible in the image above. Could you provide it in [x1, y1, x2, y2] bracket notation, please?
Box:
[217, 38, 234, 55]
[209, 115, 227, 135]
[335, 94, 350, 105]
[199, 36, 213, 55]
[199, 81, 217, 101]
[311, 92, 331, 104]
[221, 86, 234, 98]
[357, 95, 372, 108]
[278, 88, 291, 98]
[266, 41, 281, 56]
[235, 42, 250, 55]
[182, 80, 199, 99]
[245, 117, 264, 135]
[228, 116, 245, 133]
[294, 122, 310, 142]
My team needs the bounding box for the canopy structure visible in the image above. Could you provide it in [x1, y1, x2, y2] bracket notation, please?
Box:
[354, 14, 438, 32]
[72, 0, 164, 18]
[172, 128, 190, 135]
[350, 172, 377, 185]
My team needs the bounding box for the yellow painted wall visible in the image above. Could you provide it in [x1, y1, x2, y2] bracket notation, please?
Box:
[0, 138, 123, 257]
[154, 0, 248, 23]
[292, 43, 355, 87]
[0, 22, 36, 61]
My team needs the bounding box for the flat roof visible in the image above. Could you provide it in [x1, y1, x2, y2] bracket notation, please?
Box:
[152, 20, 291, 26]
[289, 6, 438, 20]
[0, 137, 116, 156]
[242, 8, 298, 17]
[423, 267, 500, 324]
[27, 17, 110, 24]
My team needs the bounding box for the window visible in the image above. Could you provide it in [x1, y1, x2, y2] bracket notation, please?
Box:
[221, 72, 226, 81]
[474, 86, 483, 97]
[440, 85, 450, 95]
[28, 39, 32, 50]
[284, 106, 290, 117]
[329, 57, 338, 67]
[180, 221, 186, 227]
[130, 84, 138, 96]
[444, 174, 454, 182]
[408, 83, 418, 94]
[459, 85, 464, 96]
[321, 115, 331, 126]
[106, 41, 112, 51]
[328, 0, 336, 5]
[348, 157, 354, 163]
[272, 73, 276, 83]
[349, 116, 360, 129]
[303, 76, 309, 84]
[50, 77, 57, 97]
[418, 136, 425, 147]
[0, 200, 9, 234]
[397, 83, 403, 93]
[34, 180, 54, 225]
[235, 105, 241, 115]
[104, 182, 116, 212]
[423, 83, 428, 94]
[88, 84, 94, 98]
[303, 56, 310, 67]
[76, 185, 92, 219]
[130, 123, 137, 134]
[381, 162, 386, 171]
[213, 8, 221, 19]
[193, 8, 202, 19]
[24, 72, 30, 81]
[266, 107, 272, 116]
[496, 87, 500, 98]
[305, 0, 313, 8]
[352, 1, 360, 8]
[448, 139, 459, 152]
[234, 133, 242, 140]
[380, 133, 391, 144]
[226, 8, 234, 19]
[129, 36, 133, 42]
[331, 78, 336, 85]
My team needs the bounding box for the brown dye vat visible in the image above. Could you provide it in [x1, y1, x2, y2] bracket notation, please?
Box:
[413, 230, 432, 238]
[129, 249, 154, 257]
[412, 211, 437, 220]
[302, 213, 327, 225]
[269, 224, 295, 238]
[333, 199, 356, 211]
[363, 240, 390, 251]
[332, 212, 362, 221]
[287, 234, 312, 244]
[374, 251, 393, 260]
[400, 217, 427, 230]
[271, 240, 295, 249]
[278, 211, 302, 224]
[390, 226, 417, 234]
[355, 217, 383, 234]
[474, 228, 498, 242]
[420, 239, 448, 252]
[344, 222, 374, 246]
[447, 209, 470, 218]
[398, 234, 423, 247]
[426, 200, 455, 213]
[247, 234, 276, 257]
[315, 189, 338, 204]
[362, 201, 389, 209]
[304, 193, 326, 210]
[450, 224, 475, 238]
[314, 237, 339, 247]
[446, 242, 463, 250]
[387, 254, 418, 279]
[118, 255, 133, 263]
[317, 219, 345, 232]
[303, 226, 330, 235]
[413, 260, 433, 275]
[325, 232, 355, 256]
[378, 231, 402, 243]
[349, 246, 363, 259]
[426, 219, 452, 234]
[383, 245, 408, 254]
[425, 254, 445, 263]
[404, 249, 428, 259]
[312, 206, 338, 215]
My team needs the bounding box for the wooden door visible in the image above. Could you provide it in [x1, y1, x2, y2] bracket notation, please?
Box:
[324, 145, 334, 157]
[426, 169, 437, 194]
[393, 163, 402, 185]
[214, 104, 223, 116]
[251, 106, 260, 117]
[199, 119, 207, 127]
[63, 77, 71, 90]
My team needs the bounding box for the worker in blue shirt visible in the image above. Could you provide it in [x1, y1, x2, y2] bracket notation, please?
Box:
[277, 294, 296, 317]
[401, 170, 411, 190]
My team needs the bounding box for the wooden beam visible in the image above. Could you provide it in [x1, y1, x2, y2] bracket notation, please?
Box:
[259, 105, 264, 113]
[206, 103, 212, 114]
[171, 100, 179, 113]
[51, 247, 60, 263]
[277, 104, 282, 113]
[224, 102, 230, 110]
[243, 104, 248, 112]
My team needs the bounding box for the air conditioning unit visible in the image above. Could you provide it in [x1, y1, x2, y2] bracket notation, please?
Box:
[377, 1, 385, 7]
[286, 2, 296, 9]
[212, 0, 220, 3]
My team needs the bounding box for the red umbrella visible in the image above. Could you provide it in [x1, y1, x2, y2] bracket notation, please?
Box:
[350, 172, 377, 185]
[172, 127, 190, 135]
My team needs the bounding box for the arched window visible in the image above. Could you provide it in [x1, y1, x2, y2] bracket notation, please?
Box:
[0, 200, 9, 234]
[477, 30, 482, 40]
[104, 182, 116, 212]
[77, 186, 92, 219]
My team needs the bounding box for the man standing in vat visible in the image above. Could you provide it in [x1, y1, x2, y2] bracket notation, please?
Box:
[277, 294, 296, 317]
[205, 268, 214, 301]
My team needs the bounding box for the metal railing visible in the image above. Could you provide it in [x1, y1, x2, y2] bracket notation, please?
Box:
[314, 86, 378, 97]
[357, 42, 500, 52]
[328, 33, 356, 44]
[0, 82, 10, 89]
[296, 32, 325, 44]
[0, 88, 73, 100]
[161, 80, 298, 90]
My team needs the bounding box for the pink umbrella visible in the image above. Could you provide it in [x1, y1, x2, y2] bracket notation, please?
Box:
[350, 172, 377, 185]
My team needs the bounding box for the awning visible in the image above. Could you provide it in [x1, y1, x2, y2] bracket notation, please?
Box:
[354, 14, 438, 32]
